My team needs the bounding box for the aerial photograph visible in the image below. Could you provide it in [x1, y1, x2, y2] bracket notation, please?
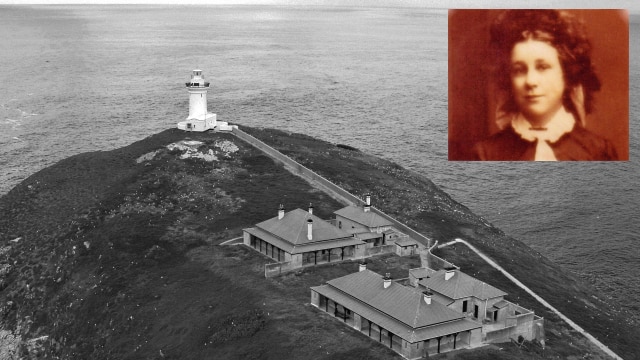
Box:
[0, 0, 638, 359]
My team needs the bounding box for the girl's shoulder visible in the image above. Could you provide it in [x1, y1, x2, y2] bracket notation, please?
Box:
[555, 127, 619, 161]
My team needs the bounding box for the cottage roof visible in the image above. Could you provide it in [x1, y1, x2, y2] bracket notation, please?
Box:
[249, 209, 359, 253]
[493, 300, 509, 309]
[409, 267, 437, 279]
[334, 206, 393, 228]
[394, 237, 416, 247]
[244, 226, 363, 254]
[312, 270, 479, 342]
[419, 269, 507, 300]
[354, 232, 382, 241]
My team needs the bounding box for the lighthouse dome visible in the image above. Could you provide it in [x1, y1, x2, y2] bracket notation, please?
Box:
[186, 69, 209, 88]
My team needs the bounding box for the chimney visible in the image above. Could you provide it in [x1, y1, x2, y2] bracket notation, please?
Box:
[307, 219, 313, 240]
[383, 273, 391, 289]
[423, 290, 433, 305]
[445, 268, 455, 281]
[308, 202, 314, 215]
[359, 261, 367, 272]
[278, 204, 285, 220]
[364, 194, 371, 213]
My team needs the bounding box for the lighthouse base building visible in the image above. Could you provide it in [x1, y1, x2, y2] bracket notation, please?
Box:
[177, 69, 231, 132]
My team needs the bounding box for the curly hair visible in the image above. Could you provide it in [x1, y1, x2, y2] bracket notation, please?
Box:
[490, 10, 601, 116]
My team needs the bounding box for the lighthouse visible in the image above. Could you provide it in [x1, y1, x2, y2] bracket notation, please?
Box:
[177, 69, 217, 132]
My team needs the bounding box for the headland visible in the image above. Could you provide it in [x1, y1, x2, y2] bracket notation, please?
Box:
[0, 127, 637, 359]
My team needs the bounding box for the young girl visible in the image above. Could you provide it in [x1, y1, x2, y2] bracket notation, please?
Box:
[472, 10, 618, 161]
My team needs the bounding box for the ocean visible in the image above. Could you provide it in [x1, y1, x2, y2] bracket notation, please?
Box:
[0, 5, 638, 325]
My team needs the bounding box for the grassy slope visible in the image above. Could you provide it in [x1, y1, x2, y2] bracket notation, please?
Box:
[0, 126, 636, 359]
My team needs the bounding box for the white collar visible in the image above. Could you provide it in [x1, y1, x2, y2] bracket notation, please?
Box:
[511, 108, 576, 161]
[511, 108, 576, 143]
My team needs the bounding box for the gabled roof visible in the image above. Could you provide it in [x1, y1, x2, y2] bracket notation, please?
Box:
[334, 206, 393, 228]
[254, 208, 355, 246]
[312, 270, 479, 342]
[419, 269, 507, 300]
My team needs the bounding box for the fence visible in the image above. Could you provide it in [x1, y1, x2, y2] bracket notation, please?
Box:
[264, 261, 296, 278]
[484, 326, 514, 343]
[232, 128, 434, 246]
[483, 302, 540, 343]
[419, 242, 457, 270]
[365, 244, 395, 257]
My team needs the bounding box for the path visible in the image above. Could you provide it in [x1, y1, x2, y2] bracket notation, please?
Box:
[439, 238, 623, 360]
[219, 237, 243, 246]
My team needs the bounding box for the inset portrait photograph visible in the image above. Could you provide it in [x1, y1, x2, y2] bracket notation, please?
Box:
[448, 9, 629, 161]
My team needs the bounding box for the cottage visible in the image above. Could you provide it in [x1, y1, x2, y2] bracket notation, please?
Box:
[418, 267, 507, 322]
[311, 269, 483, 359]
[243, 205, 367, 268]
[417, 267, 545, 343]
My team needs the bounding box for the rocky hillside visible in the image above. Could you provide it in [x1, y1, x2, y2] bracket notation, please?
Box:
[0, 127, 637, 359]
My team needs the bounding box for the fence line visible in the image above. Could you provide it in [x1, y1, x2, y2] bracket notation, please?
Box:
[365, 244, 395, 256]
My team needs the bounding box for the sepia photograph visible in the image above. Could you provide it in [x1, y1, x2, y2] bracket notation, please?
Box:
[0, 1, 638, 359]
[449, 9, 629, 161]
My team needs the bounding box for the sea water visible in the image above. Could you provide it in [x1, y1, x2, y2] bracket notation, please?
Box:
[0, 5, 638, 324]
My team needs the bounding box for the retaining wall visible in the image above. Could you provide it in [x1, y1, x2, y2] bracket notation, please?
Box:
[484, 311, 540, 343]
[232, 128, 433, 246]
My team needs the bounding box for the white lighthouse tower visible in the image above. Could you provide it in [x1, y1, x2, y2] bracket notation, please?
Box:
[177, 69, 217, 132]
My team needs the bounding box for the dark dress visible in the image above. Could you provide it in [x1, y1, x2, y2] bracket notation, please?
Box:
[472, 125, 618, 161]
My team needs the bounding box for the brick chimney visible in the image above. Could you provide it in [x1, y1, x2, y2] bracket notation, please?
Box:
[445, 268, 455, 281]
[423, 290, 433, 305]
[364, 194, 371, 213]
[383, 273, 391, 289]
[359, 261, 367, 272]
[278, 204, 285, 220]
[307, 219, 313, 240]
[308, 202, 314, 215]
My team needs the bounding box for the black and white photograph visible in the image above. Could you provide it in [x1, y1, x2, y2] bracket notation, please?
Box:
[0, 1, 637, 359]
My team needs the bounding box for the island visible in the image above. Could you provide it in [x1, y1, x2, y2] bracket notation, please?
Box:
[0, 126, 637, 359]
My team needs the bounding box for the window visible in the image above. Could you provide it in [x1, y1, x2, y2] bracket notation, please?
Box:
[462, 300, 468, 313]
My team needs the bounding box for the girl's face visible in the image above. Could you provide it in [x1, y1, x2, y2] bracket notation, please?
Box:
[510, 39, 566, 126]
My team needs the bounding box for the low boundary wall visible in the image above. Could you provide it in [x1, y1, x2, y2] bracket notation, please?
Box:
[420, 241, 457, 270]
[232, 128, 433, 247]
[365, 244, 395, 257]
[265, 262, 296, 278]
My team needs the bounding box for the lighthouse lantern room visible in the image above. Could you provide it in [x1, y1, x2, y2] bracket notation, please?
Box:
[177, 69, 217, 132]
